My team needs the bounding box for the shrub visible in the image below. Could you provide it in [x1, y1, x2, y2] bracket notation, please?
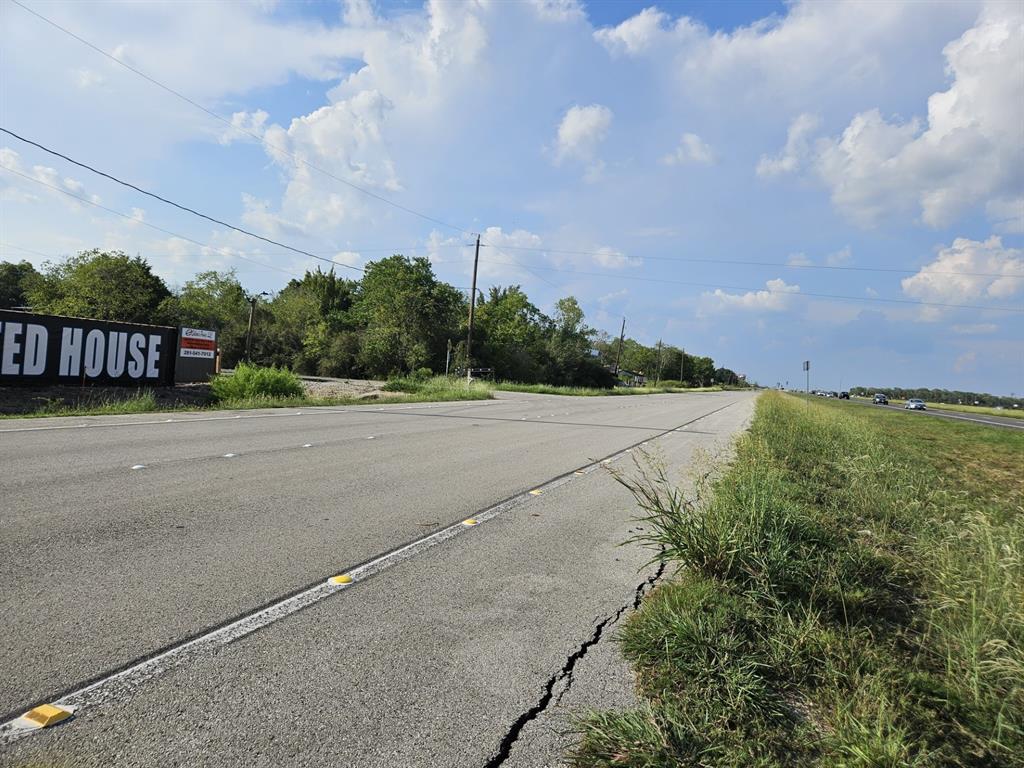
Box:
[210, 363, 304, 401]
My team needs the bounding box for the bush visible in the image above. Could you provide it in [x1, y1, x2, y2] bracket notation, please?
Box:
[210, 363, 304, 401]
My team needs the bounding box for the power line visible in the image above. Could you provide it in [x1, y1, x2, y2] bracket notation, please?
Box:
[491, 244, 1022, 280]
[1, 127, 366, 274]
[434, 253, 1024, 314]
[1, 166, 307, 280]
[9, 0, 474, 237]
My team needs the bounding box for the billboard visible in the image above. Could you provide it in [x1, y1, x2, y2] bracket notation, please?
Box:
[174, 327, 218, 383]
[0, 310, 177, 386]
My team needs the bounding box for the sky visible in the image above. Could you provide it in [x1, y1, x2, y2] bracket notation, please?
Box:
[0, 0, 1021, 394]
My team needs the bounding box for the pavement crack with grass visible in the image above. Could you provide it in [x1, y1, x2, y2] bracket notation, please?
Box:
[483, 558, 669, 768]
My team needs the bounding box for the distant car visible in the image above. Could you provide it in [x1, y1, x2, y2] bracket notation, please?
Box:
[905, 398, 926, 410]
[828, 391, 839, 398]
[839, 391, 850, 399]
[873, 393, 889, 405]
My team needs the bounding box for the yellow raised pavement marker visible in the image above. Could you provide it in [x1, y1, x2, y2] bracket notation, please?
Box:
[529, 489, 544, 496]
[21, 703, 72, 729]
[328, 574, 353, 585]
[462, 518, 479, 526]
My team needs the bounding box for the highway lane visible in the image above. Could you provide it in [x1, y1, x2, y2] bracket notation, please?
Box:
[0, 390, 749, 725]
[0, 391, 755, 767]
[840, 397, 1024, 430]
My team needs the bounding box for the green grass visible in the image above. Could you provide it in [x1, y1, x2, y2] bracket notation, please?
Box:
[210, 363, 305, 401]
[571, 392, 1023, 767]
[1, 389, 160, 418]
[2, 374, 491, 419]
[489, 381, 725, 396]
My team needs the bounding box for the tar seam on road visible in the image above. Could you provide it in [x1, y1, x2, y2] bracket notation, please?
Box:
[0, 399, 738, 742]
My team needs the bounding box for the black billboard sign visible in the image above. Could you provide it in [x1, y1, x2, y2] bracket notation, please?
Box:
[0, 310, 176, 386]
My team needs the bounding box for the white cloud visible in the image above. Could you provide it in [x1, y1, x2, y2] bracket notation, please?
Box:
[529, 0, 585, 23]
[553, 104, 613, 168]
[901, 235, 1023, 304]
[220, 110, 270, 145]
[74, 69, 105, 89]
[0, 147, 102, 207]
[798, 4, 1024, 227]
[986, 197, 1024, 234]
[787, 252, 814, 266]
[953, 350, 977, 373]
[594, 7, 673, 56]
[825, 245, 852, 266]
[703, 278, 801, 312]
[662, 133, 714, 166]
[756, 113, 820, 177]
[240, 193, 308, 237]
[951, 323, 997, 335]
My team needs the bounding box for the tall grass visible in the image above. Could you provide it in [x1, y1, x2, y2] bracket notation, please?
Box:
[571, 392, 1023, 767]
[382, 374, 491, 400]
[210, 363, 304, 402]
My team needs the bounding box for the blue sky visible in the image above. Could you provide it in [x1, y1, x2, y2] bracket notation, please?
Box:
[1, 0, 1021, 393]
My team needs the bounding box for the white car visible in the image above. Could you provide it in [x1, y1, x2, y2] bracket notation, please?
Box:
[905, 398, 927, 410]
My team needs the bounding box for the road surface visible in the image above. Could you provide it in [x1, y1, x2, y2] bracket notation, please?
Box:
[0, 390, 756, 767]
[841, 397, 1024, 430]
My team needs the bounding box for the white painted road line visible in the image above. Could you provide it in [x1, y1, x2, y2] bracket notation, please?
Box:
[0, 400, 736, 743]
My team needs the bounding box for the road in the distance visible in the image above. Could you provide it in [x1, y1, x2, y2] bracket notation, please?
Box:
[1, 390, 755, 767]
[840, 396, 1024, 430]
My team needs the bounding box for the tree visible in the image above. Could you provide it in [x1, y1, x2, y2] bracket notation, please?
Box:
[354, 255, 465, 377]
[475, 286, 548, 381]
[27, 250, 171, 323]
[691, 356, 716, 386]
[0, 260, 40, 310]
[165, 270, 251, 366]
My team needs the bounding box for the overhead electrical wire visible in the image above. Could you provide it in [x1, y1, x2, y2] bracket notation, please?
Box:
[428, 254, 1024, 314]
[9, 0, 475, 237]
[486, 244, 1023, 280]
[0, 127, 365, 274]
[0, 166, 308, 281]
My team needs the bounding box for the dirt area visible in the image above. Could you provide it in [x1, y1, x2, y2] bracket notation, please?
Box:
[0, 383, 214, 415]
[0, 377, 393, 415]
[298, 376, 389, 399]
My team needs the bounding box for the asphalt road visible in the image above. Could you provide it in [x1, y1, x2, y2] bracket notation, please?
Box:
[839, 397, 1024, 430]
[0, 390, 756, 767]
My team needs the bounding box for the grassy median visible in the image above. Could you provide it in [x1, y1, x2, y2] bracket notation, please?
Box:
[572, 392, 1022, 767]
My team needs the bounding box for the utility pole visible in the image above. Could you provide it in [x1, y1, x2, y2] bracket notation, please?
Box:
[679, 347, 685, 382]
[465, 234, 481, 382]
[445, 338, 452, 376]
[803, 360, 810, 394]
[612, 316, 626, 377]
[244, 291, 269, 362]
[654, 340, 663, 385]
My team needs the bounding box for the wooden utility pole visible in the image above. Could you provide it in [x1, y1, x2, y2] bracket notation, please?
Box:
[679, 347, 685, 382]
[465, 234, 481, 381]
[654, 339, 663, 385]
[612, 316, 626, 377]
[244, 292, 268, 362]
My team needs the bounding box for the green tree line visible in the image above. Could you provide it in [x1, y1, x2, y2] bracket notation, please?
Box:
[851, 386, 1021, 408]
[1, 250, 739, 386]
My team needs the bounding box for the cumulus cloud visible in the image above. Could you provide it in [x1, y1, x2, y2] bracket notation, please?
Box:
[762, 5, 1024, 228]
[901, 236, 1023, 305]
[825, 245, 852, 266]
[787, 252, 814, 267]
[0, 147, 101, 206]
[220, 110, 270, 145]
[662, 133, 715, 166]
[594, 7, 672, 56]
[703, 278, 801, 312]
[553, 104, 613, 169]
[756, 113, 821, 177]
[986, 197, 1024, 234]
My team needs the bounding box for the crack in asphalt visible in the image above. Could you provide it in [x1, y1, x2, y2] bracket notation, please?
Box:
[483, 557, 669, 768]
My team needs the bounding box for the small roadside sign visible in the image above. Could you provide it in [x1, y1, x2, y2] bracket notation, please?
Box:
[179, 327, 217, 359]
